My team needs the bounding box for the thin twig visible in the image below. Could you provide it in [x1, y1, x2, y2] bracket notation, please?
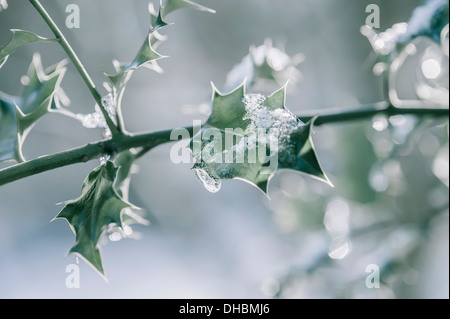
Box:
[0, 103, 447, 187]
[28, 0, 120, 137]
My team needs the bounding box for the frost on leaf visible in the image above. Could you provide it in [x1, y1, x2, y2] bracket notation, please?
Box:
[0, 53, 67, 162]
[55, 160, 145, 278]
[76, 93, 117, 138]
[190, 82, 331, 196]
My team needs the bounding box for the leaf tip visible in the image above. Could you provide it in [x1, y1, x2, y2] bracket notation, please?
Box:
[210, 81, 221, 98]
[69, 250, 108, 282]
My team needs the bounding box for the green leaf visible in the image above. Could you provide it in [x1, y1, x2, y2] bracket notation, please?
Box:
[0, 54, 66, 162]
[206, 82, 248, 130]
[160, 0, 216, 18]
[55, 161, 134, 278]
[148, 2, 170, 31]
[104, 8, 168, 115]
[104, 1, 214, 114]
[19, 53, 67, 114]
[0, 29, 55, 69]
[190, 82, 331, 196]
[129, 34, 165, 70]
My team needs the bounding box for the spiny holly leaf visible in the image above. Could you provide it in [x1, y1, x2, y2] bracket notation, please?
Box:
[0, 29, 55, 69]
[104, 6, 168, 117]
[0, 54, 67, 162]
[18, 53, 67, 113]
[104, 1, 214, 118]
[55, 161, 137, 278]
[190, 82, 331, 196]
[148, 2, 170, 31]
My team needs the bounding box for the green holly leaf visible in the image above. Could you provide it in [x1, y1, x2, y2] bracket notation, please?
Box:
[0, 54, 66, 162]
[190, 82, 331, 196]
[148, 2, 170, 31]
[104, 7, 168, 116]
[55, 161, 136, 278]
[0, 29, 55, 69]
[104, 1, 214, 117]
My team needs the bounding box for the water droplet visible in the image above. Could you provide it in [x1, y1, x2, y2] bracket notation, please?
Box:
[405, 43, 417, 56]
[372, 115, 388, 132]
[364, 22, 408, 55]
[20, 75, 30, 86]
[369, 165, 389, 192]
[194, 165, 221, 193]
[373, 62, 387, 76]
[328, 238, 351, 260]
[432, 146, 449, 187]
[123, 225, 133, 236]
[109, 232, 122, 242]
[421, 58, 441, 79]
[99, 155, 110, 166]
[324, 198, 350, 235]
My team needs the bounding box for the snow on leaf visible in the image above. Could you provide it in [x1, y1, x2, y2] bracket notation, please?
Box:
[190, 82, 331, 196]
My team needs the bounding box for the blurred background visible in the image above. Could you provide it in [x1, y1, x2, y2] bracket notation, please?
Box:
[0, 0, 448, 298]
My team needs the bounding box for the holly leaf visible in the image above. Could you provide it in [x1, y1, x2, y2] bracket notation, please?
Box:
[0, 54, 66, 162]
[55, 161, 136, 278]
[104, 6, 168, 116]
[0, 29, 55, 69]
[104, 1, 214, 117]
[190, 82, 331, 196]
